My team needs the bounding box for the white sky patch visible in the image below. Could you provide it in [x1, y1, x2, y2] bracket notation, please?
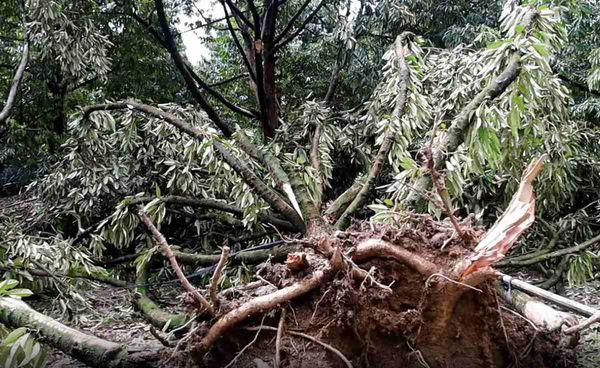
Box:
[176, 1, 225, 64]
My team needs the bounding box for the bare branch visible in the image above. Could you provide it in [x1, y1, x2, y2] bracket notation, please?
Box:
[209, 246, 230, 309]
[565, 312, 600, 335]
[497, 233, 600, 267]
[335, 35, 410, 229]
[0, 43, 28, 124]
[184, 63, 259, 119]
[272, 0, 326, 53]
[425, 118, 465, 239]
[154, 0, 234, 136]
[208, 73, 249, 88]
[224, 0, 255, 28]
[273, 0, 313, 45]
[137, 209, 215, 316]
[220, 1, 257, 82]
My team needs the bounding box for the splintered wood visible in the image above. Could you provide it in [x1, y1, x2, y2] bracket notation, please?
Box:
[461, 154, 548, 278]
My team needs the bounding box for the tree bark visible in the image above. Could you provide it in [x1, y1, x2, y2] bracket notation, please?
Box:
[0, 298, 160, 367]
[0, 44, 28, 125]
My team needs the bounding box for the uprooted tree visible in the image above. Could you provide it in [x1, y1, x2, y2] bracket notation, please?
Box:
[1, 0, 600, 366]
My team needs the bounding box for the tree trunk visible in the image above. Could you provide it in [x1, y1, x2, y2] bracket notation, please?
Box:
[262, 56, 279, 137]
[0, 297, 161, 367]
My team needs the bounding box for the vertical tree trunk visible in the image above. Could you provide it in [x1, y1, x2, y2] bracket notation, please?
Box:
[262, 56, 279, 137]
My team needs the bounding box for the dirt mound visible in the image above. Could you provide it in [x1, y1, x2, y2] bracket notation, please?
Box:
[178, 215, 577, 368]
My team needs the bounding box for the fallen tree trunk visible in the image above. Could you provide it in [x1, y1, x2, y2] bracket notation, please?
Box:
[134, 259, 189, 331]
[497, 285, 577, 331]
[0, 297, 161, 367]
[500, 274, 598, 317]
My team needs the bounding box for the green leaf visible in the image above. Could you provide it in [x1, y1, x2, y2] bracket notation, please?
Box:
[1, 328, 27, 347]
[531, 43, 549, 57]
[509, 109, 521, 139]
[0, 280, 19, 295]
[7, 289, 33, 299]
[515, 25, 525, 34]
[486, 39, 510, 49]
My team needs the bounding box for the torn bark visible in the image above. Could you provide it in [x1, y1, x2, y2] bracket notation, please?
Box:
[461, 155, 547, 277]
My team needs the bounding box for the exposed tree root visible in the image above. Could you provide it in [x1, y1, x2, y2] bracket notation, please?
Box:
[245, 325, 354, 368]
[184, 219, 579, 368]
[194, 248, 343, 354]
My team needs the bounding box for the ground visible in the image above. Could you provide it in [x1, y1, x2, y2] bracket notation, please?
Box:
[1, 195, 598, 367]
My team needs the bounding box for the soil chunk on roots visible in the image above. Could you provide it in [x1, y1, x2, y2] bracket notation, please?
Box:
[182, 216, 577, 368]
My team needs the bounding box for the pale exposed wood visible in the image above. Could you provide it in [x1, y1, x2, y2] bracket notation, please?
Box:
[501, 274, 598, 317]
[461, 155, 547, 277]
[209, 246, 230, 309]
[564, 312, 600, 334]
[0, 44, 29, 124]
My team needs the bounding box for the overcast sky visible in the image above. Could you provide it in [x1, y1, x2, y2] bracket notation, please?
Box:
[176, 1, 224, 64]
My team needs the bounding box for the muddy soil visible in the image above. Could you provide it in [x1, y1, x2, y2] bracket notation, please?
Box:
[184, 217, 578, 368]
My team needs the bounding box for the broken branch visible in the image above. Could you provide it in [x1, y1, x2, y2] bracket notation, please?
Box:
[137, 209, 214, 316]
[209, 246, 230, 309]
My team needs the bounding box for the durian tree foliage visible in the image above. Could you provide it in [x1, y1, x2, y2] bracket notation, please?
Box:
[0, 0, 599, 311]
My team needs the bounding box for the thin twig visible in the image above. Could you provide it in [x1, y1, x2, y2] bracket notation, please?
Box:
[224, 315, 268, 368]
[245, 326, 354, 368]
[137, 209, 214, 315]
[495, 292, 517, 363]
[310, 289, 331, 323]
[209, 246, 230, 309]
[343, 254, 393, 292]
[406, 340, 431, 368]
[425, 273, 482, 293]
[564, 311, 600, 334]
[425, 118, 464, 239]
[275, 308, 287, 368]
[149, 326, 172, 347]
[500, 306, 539, 366]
